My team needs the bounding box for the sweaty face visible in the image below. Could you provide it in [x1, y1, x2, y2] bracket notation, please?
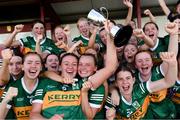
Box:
[23, 54, 42, 80]
[116, 71, 135, 96]
[45, 54, 59, 73]
[9, 56, 22, 76]
[32, 23, 45, 38]
[78, 20, 90, 38]
[78, 56, 97, 78]
[54, 27, 67, 43]
[124, 44, 138, 63]
[61, 55, 78, 79]
[135, 52, 153, 77]
[144, 23, 158, 42]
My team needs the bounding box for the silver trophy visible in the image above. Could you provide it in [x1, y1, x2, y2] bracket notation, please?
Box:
[88, 9, 106, 24]
[87, 8, 132, 47]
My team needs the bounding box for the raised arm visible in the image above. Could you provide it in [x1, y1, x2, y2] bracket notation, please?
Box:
[144, 9, 156, 23]
[148, 52, 177, 92]
[166, 22, 179, 55]
[34, 34, 49, 59]
[161, 22, 179, 74]
[0, 49, 13, 86]
[63, 24, 72, 44]
[133, 29, 155, 48]
[0, 87, 18, 119]
[158, 0, 171, 16]
[123, 0, 133, 26]
[3, 24, 23, 47]
[35, 34, 43, 56]
[88, 27, 98, 49]
[88, 20, 118, 89]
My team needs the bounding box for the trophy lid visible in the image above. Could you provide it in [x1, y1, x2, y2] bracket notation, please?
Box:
[114, 25, 133, 47]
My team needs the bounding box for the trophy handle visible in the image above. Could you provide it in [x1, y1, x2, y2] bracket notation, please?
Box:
[100, 7, 109, 20]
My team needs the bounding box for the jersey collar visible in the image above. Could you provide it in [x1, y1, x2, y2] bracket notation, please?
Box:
[138, 73, 151, 83]
[80, 34, 89, 41]
[121, 96, 132, 105]
[150, 38, 159, 51]
[21, 77, 39, 94]
[33, 36, 47, 45]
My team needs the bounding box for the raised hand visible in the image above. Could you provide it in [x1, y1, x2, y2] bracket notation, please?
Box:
[103, 20, 111, 34]
[14, 24, 24, 33]
[133, 29, 146, 39]
[160, 52, 177, 65]
[1, 49, 13, 60]
[36, 34, 43, 44]
[123, 0, 132, 8]
[75, 40, 83, 47]
[62, 76, 74, 84]
[81, 81, 93, 93]
[55, 41, 67, 49]
[62, 71, 74, 84]
[144, 9, 151, 16]
[4, 87, 18, 102]
[165, 22, 178, 35]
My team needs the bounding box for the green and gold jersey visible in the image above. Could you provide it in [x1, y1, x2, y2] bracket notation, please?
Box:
[150, 35, 170, 59]
[171, 80, 180, 105]
[135, 65, 165, 102]
[135, 65, 176, 118]
[0, 76, 15, 98]
[33, 78, 86, 119]
[88, 84, 105, 119]
[138, 35, 170, 59]
[105, 82, 150, 119]
[0, 75, 23, 120]
[88, 84, 105, 108]
[72, 34, 101, 46]
[72, 34, 104, 52]
[169, 80, 180, 118]
[1, 77, 42, 120]
[20, 36, 63, 54]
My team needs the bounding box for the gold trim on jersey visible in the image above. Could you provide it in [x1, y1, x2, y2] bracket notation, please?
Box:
[42, 90, 81, 110]
[0, 89, 4, 97]
[117, 96, 150, 120]
[149, 89, 167, 102]
[13, 106, 32, 120]
[130, 96, 150, 119]
[172, 93, 180, 104]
